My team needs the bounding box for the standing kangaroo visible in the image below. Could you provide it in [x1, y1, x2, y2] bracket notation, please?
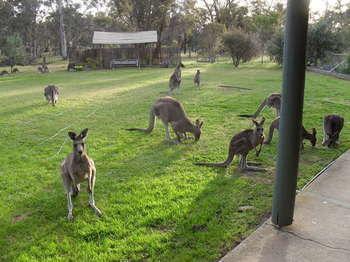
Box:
[239, 93, 281, 118]
[44, 85, 59, 106]
[169, 62, 185, 93]
[195, 118, 266, 172]
[194, 70, 200, 87]
[322, 114, 344, 147]
[60, 128, 102, 220]
[264, 117, 317, 149]
[126, 96, 203, 142]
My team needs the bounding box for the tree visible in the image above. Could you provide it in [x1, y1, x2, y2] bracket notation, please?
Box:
[306, 19, 343, 66]
[1, 34, 26, 72]
[222, 29, 257, 67]
[266, 29, 284, 65]
[57, 0, 68, 59]
[198, 23, 225, 61]
[250, 1, 284, 63]
[109, 0, 175, 57]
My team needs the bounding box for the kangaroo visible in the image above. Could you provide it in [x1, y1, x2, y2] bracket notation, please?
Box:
[194, 70, 200, 87]
[60, 128, 102, 220]
[44, 85, 59, 106]
[239, 93, 281, 118]
[172, 118, 203, 142]
[0, 70, 9, 76]
[169, 62, 185, 93]
[322, 114, 344, 148]
[264, 117, 317, 149]
[195, 118, 266, 172]
[126, 96, 203, 142]
[38, 64, 49, 73]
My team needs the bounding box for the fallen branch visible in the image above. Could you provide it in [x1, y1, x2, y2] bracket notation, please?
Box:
[218, 85, 252, 90]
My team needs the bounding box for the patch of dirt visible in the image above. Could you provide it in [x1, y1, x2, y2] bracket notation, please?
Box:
[12, 212, 32, 223]
[191, 224, 208, 232]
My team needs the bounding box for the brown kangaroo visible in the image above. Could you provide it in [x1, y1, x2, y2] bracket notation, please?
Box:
[239, 93, 281, 118]
[44, 85, 59, 106]
[126, 96, 203, 142]
[264, 117, 317, 149]
[322, 114, 344, 147]
[194, 70, 200, 87]
[195, 118, 266, 172]
[169, 62, 185, 93]
[60, 128, 102, 220]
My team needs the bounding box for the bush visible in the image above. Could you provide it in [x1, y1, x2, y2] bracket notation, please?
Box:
[222, 29, 257, 68]
[267, 30, 284, 65]
[1, 34, 26, 71]
[339, 55, 350, 74]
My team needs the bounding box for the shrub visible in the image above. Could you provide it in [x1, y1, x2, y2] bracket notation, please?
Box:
[222, 29, 257, 68]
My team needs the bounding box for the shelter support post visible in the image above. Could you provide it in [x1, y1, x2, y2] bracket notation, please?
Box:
[271, 0, 310, 227]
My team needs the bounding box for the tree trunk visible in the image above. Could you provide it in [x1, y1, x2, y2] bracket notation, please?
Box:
[57, 0, 67, 60]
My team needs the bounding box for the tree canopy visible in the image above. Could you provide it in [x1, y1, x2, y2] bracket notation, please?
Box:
[0, 0, 348, 66]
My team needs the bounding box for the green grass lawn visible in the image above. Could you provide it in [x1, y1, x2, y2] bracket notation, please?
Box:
[0, 60, 349, 261]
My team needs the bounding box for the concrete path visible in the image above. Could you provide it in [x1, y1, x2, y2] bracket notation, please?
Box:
[221, 150, 350, 262]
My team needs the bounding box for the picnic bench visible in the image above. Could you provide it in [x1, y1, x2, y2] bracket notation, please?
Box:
[110, 59, 139, 69]
[197, 56, 216, 63]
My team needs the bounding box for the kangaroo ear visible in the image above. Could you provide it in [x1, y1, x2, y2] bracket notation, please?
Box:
[260, 117, 266, 125]
[68, 132, 77, 140]
[312, 128, 317, 135]
[195, 119, 200, 126]
[180, 62, 185, 68]
[199, 121, 204, 128]
[252, 119, 259, 126]
[80, 128, 89, 139]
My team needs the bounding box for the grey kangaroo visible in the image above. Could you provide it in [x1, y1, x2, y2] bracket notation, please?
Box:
[264, 117, 317, 149]
[44, 85, 59, 106]
[126, 96, 203, 142]
[322, 114, 344, 147]
[169, 62, 185, 93]
[195, 118, 266, 172]
[60, 128, 102, 220]
[194, 70, 200, 87]
[239, 93, 281, 118]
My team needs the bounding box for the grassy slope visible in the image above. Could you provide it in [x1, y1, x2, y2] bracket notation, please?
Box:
[0, 60, 348, 261]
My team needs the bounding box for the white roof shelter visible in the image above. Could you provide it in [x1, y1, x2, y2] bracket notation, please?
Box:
[92, 31, 157, 45]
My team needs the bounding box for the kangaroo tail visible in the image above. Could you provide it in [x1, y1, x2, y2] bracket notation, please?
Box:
[195, 145, 235, 168]
[126, 109, 156, 134]
[238, 114, 254, 118]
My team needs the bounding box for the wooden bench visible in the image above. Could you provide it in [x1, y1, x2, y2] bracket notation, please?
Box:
[197, 56, 216, 63]
[110, 59, 139, 69]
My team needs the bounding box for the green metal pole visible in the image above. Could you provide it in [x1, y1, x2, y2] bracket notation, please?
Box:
[272, 0, 310, 227]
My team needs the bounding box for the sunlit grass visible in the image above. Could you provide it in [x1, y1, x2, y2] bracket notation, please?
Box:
[0, 60, 348, 261]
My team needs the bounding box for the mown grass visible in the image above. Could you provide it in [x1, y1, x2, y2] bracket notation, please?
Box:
[0, 59, 349, 261]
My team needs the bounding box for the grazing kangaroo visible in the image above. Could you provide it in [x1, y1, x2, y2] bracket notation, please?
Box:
[126, 96, 203, 142]
[0, 70, 9, 76]
[239, 93, 281, 118]
[194, 70, 200, 87]
[169, 62, 185, 93]
[44, 85, 59, 106]
[60, 128, 102, 220]
[195, 118, 266, 172]
[322, 114, 344, 147]
[264, 117, 317, 149]
[38, 64, 49, 73]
